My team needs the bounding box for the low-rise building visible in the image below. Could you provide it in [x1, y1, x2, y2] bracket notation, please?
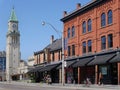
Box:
[32, 35, 62, 83]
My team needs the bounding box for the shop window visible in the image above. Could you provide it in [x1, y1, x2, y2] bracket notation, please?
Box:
[101, 36, 106, 50]
[71, 26, 75, 37]
[99, 66, 108, 76]
[88, 19, 92, 32]
[108, 34, 113, 48]
[67, 28, 70, 38]
[108, 10, 112, 24]
[101, 13, 106, 27]
[82, 21, 86, 34]
[72, 45, 75, 56]
[82, 41, 86, 53]
[88, 40, 92, 52]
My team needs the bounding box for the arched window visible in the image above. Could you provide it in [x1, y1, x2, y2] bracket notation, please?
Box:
[82, 21, 86, 34]
[88, 19, 92, 32]
[108, 10, 112, 24]
[101, 13, 106, 27]
[71, 26, 75, 37]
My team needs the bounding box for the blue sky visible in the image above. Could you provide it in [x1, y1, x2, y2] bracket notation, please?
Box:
[0, 0, 91, 60]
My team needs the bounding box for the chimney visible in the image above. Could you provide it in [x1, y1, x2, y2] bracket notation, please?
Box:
[50, 35, 54, 44]
[63, 11, 67, 17]
[76, 3, 81, 10]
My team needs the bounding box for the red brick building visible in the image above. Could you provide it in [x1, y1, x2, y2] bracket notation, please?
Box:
[61, 0, 120, 84]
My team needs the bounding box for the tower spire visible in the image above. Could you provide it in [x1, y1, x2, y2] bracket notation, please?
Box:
[9, 7, 18, 22]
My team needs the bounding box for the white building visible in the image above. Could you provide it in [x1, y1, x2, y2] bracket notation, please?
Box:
[28, 55, 35, 66]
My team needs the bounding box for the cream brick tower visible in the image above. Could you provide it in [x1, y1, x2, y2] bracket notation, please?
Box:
[6, 8, 20, 81]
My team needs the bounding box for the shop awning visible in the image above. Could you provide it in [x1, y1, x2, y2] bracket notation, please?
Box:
[66, 60, 77, 67]
[72, 57, 94, 67]
[88, 53, 116, 66]
[27, 66, 44, 73]
[109, 52, 120, 63]
[56, 59, 77, 69]
[39, 63, 61, 72]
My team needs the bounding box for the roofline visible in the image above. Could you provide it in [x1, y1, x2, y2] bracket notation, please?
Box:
[61, 0, 103, 22]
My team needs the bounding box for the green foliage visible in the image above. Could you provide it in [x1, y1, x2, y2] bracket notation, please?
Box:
[29, 74, 35, 83]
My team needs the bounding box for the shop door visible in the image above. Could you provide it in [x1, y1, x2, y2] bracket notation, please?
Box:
[73, 67, 78, 84]
[111, 63, 118, 84]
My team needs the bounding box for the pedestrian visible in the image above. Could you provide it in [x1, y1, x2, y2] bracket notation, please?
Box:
[47, 75, 52, 84]
[86, 77, 91, 87]
[99, 72, 103, 85]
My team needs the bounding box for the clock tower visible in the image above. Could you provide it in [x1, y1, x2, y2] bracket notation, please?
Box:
[6, 8, 20, 81]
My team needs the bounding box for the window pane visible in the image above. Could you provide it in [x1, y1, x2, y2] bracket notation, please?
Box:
[67, 28, 70, 38]
[101, 36, 106, 50]
[68, 46, 71, 56]
[82, 21, 86, 34]
[82, 42, 86, 53]
[88, 19, 92, 32]
[101, 13, 106, 27]
[108, 34, 113, 48]
[72, 45, 75, 56]
[108, 10, 112, 24]
[52, 52, 54, 61]
[88, 40, 92, 52]
[72, 26, 75, 37]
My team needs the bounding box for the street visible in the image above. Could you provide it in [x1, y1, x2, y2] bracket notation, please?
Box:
[0, 83, 80, 90]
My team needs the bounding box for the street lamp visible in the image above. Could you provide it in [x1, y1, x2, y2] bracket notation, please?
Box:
[42, 21, 61, 37]
[42, 21, 65, 86]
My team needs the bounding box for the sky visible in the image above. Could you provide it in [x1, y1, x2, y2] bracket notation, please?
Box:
[0, 0, 91, 61]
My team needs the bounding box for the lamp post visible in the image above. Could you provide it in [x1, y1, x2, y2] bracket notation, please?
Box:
[42, 21, 65, 86]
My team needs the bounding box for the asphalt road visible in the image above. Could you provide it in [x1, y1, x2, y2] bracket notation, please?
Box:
[0, 83, 80, 90]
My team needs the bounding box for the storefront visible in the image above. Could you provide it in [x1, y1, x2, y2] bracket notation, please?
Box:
[72, 56, 95, 84]
[38, 62, 61, 83]
[88, 51, 119, 84]
[98, 63, 118, 84]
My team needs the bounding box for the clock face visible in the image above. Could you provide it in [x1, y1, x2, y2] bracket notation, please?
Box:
[12, 24, 17, 28]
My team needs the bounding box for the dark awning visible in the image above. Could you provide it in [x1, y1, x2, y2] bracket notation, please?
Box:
[27, 66, 44, 73]
[88, 53, 116, 66]
[56, 59, 77, 69]
[68, 60, 77, 67]
[72, 57, 94, 67]
[56, 63, 62, 69]
[109, 52, 120, 63]
[39, 63, 61, 72]
[27, 69, 35, 73]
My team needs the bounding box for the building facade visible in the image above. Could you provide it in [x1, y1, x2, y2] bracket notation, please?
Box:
[61, 0, 120, 84]
[32, 36, 62, 83]
[28, 55, 35, 66]
[0, 51, 6, 81]
[17, 60, 33, 81]
[6, 8, 21, 81]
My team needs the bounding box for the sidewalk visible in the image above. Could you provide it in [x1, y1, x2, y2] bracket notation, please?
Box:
[0, 81, 120, 90]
